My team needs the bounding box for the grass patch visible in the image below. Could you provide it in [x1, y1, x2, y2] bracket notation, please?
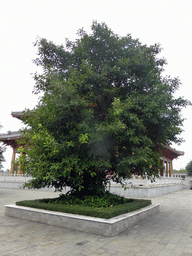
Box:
[16, 192, 151, 219]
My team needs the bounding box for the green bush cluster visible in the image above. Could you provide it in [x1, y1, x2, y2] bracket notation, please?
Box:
[16, 192, 151, 219]
[46, 191, 132, 208]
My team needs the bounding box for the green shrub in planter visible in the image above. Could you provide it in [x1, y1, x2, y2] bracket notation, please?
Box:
[16, 192, 151, 219]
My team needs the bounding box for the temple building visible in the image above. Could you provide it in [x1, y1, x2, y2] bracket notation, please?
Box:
[0, 111, 184, 176]
[0, 112, 23, 174]
[160, 145, 184, 177]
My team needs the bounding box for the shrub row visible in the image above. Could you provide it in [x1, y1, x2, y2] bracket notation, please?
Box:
[16, 198, 151, 219]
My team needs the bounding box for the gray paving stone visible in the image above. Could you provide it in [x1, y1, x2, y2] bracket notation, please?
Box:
[0, 188, 192, 255]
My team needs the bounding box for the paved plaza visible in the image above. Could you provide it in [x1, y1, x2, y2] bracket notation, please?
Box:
[0, 188, 192, 256]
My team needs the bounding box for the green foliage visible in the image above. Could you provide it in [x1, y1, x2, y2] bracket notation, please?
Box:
[16, 193, 151, 219]
[186, 160, 192, 176]
[19, 21, 189, 196]
[0, 124, 5, 169]
[174, 169, 187, 173]
[0, 144, 5, 169]
[47, 191, 130, 208]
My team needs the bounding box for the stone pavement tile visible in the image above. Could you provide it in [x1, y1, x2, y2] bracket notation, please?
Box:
[164, 243, 176, 250]
[101, 247, 118, 255]
[66, 249, 85, 256]
[181, 253, 192, 256]
[11, 250, 40, 256]
[180, 237, 192, 245]
[81, 247, 101, 256]
[6, 246, 37, 255]
[110, 253, 124, 256]
[115, 252, 135, 256]
[133, 252, 148, 256]
[84, 254, 97, 256]
[183, 247, 192, 254]
[128, 235, 143, 243]
[80, 253, 102, 256]
[156, 232, 169, 238]
[107, 252, 122, 256]
[149, 240, 161, 246]
[143, 240, 159, 247]
[38, 252, 69, 256]
[49, 247, 74, 256]
[141, 243, 156, 252]
[158, 249, 173, 256]
[147, 251, 161, 256]
[143, 234, 157, 241]
[186, 243, 192, 248]
[88, 241, 109, 250]
[170, 235, 183, 245]
[158, 240, 170, 246]
[1, 254, 15, 256]
[106, 246, 129, 253]
[73, 254, 87, 256]
[0, 244, 22, 254]
[48, 252, 67, 256]
[79, 247, 108, 255]
[172, 243, 186, 254]
[187, 222, 192, 229]
[97, 253, 112, 256]
[137, 241, 149, 248]
[164, 231, 178, 239]
[129, 246, 142, 253]
[147, 245, 165, 255]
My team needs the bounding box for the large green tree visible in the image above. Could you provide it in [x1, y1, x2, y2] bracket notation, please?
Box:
[186, 161, 192, 177]
[20, 22, 189, 196]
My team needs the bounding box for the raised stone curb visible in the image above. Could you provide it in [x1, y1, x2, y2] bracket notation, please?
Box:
[110, 184, 184, 198]
[5, 203, 159, 236]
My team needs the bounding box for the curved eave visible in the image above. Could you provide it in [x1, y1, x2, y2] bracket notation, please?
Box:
[11, 111, 24, 120]
[161, 145, 184, 161]
[0, 131, 21, 149]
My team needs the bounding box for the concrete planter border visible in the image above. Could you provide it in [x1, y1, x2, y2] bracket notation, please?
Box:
[5, 203, 159, 236]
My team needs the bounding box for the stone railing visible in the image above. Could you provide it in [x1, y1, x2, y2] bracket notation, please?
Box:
[0, 173, 32, 182]
[0, 173, 191, 189]
[108, 176, 185, 188]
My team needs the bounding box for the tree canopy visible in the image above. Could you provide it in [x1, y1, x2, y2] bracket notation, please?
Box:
[20, 22, 189, 196]
[186, 161, 192, 176]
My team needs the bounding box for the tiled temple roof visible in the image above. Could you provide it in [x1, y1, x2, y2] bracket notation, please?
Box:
[161, 145, 184, 161]
[0, 131, 22, 149]
[11, 111, 24, 120]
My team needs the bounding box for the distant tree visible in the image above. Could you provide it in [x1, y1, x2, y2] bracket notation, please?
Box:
[174, 169, 187, 173]
[20, 22, 190, 197]
[186, 161, 192, 176]
[0, 144, 4, 169]
[0, 125, 5, 169]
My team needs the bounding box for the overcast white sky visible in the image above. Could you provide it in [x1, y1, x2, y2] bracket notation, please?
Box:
[0, 0, 191, 171]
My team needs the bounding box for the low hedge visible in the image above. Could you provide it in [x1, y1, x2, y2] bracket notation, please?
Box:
[16, 197, 151, 219]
